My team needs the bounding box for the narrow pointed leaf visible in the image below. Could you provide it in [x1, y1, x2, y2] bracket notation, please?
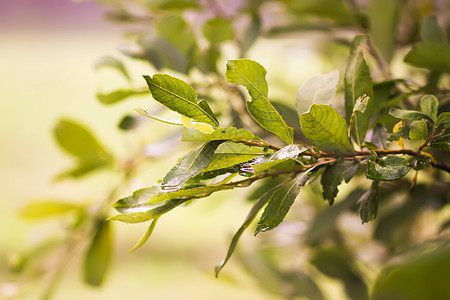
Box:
[321, 160, 360, 205]
[420, 94, 438, 123]
[215, 186, 275, 277]
[181, 126, 263, 143]
[300, 104, 353, 152]
[225, 59, 294, 144]
[109, 199, 186, 223]
[161, 140, 224, 191]
[409, 120, 428, 140]
[202, 153, 261, 173]
[83, 220, 112, 286]
[344, 35, 374, 144]
[112, 187, 159, 213]
[20, 201, 80, 220]
[251, 145, 305, 173]
[296, 70, 340, 116]
[129, 218, 159, 253]
[135, 108, 184, 126]
[96, 89, 147, 105]
[255, 171, 311, 234]
[366, 155, 410, 181]
[143, 74, 219, 126]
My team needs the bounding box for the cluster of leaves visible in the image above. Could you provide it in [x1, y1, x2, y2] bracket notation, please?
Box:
[14, 1, 450, 299]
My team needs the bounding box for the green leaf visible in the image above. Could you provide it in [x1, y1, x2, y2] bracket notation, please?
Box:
[389, 107, 430, 121]
[83, 220, 112, 286]
[369, 0, 400, 63]
[420, 94, 439, 123]
[300, 104, 353, 152]
[366, 155, 410, 181]
[344, 35, 374, 145]
[181, 126, 264, 143]
[404, 42, 450, 72]
[118, 115, 138, 130]
[295, 70, 340, 116]
[353, 94, 370, 113]
[215, 187, 274, 277]
[129, 218, 159, 253]
[161, 141, 223, 191]
[320, 160, 360, 205]
[420, 15, 446, 43]
[409, 120, 428, 140]
[255, 171, 311, 234]
[201, 153, 261, 173]
[143, 74, 219, 127]
[109, 199, 186, 223]
[437, 112, 450, 127]
[20, 201, 80, 220]
[112, 187, 159, 214]
[148, 185, 224, 205]
[202, 18, 234, 44]
[94, 55, 130, 81]
[251, 145, 305, 173]
[96, 89, 147, 105]
[135, 108, 184, 126]
[358, 180, 379, 223]
[225, 59, 294, 144]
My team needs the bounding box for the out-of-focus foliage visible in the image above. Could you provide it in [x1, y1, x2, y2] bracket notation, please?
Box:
[10, 0, 450, 299]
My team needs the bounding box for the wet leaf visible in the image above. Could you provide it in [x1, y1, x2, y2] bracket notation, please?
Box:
[225, 59, 294, 144]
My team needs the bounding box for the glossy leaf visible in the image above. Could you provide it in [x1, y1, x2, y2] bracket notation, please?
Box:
[320, 160, 360, 205]
[96, 89, 147, 105]
[389, 107, 430, 121]
[83, 220, 112, 286]
[129, 218, 158, 253]
[358, 180, 379, 223]
[366, 155, 410, 181]
[344, 35, 374, 145]
[409, 120, 428, 140]
[143, 74, 219, 127]
[113, 187, 159, 214]
[202, 18, 234, 44]
[161, 141, 224, 191]
[225, 59, 294, 144]
[148, 185, 224, 205]
[300, 104, 353, 152]
[94, 55, 130, 81]
[255, 171, 311, 234]
[181, 126, 263, 143]
[215, 188, 274, 277]
[202, 153, 261, 173]
[109, 199, 186, 223]
[369, 0, 400, 63]
[252, 145, 304, 173]
[20, 201, 80, 220]
[295, 69, 340, 116]
[420, 94, 438, 123]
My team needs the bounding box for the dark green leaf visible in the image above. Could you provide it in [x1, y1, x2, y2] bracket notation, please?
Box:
[161, 141, 224, 191]
[20, 201, 80, 220]
[320, 160, 360, 205]
[215, 188, 274, 277]
[404, 42, 450, 72]
[366, 155, 410, 181]
[420, 15, 446, 43]
[94, 55, 130, 81]
[96, 89, 147, 105]
[143, 74, 219, 127]
[358, 180, 379, 223]
[225, 59, 294, 144]
[295, 70, 340, 116]
[83, 220, 112, 286]
[420, 94, 439, 123]
[300, 104, 353, 152]
[202, 18, 234, 44]
[118, 115, 138, 130]
[437, 112, 450, 127]
[409, 120, 428, 140]
[255, 171, 311, 234]
[344, 35, 374, 145]
[129, 218, 159, 253]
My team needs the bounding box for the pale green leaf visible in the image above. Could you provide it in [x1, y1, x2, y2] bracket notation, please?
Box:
[135, 108, 184, 126]
[300, 104, 353, 152]
[112, 187, 159, 213]
[109, 199, 186, 223]
[148, 186, 224, 205]
[94, 55, 130, 81]
[344, 35, 374, 145]
[143, 74, 219, 126]
[181, 126, 263, 143]
[320, 160, 360, 205]
[437, 112, 450, 127]
[83, 220, 112, 286]
[366, 155, 410, 181]
[255, 172, 310, 234]
[202, 153, 261, 173]
[389, 107, 430, 121]
[96, 89, 147, 105]
[161, 141, 223, 191]
[420, 94, 439, 123]
[20, 201, 80, 220]
[353, 95, 370, 113]
[202, 18, 234, 44]
[296, 70, 340, 116]
[420, 15, 446, 43]
[252, 145, 305, 173]
[409, 120, 428, 140]
[129, 218, 158, 253]
[225, 59, 294, 144]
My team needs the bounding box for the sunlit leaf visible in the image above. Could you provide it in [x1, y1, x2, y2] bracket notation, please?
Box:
[225, 59, 294, 144]
[409, 120, 428, 140]
[143, 74, 219, 126]
[96, 89, 147, 105]
[181, 126, 263, 143]
[20, 201, 80, 220]
[112, 187, 159, 213]
[358, 180, 379, 223]
[366, 155, 410, 181]
[129, 218, 159, 253]
[161, 140, 224, 191]
[344, 35, 374, 145]
[320, 159, 360, 205]
[201, 153, 261, 173]
[251, 145, 304, 173]
[295, 69, 340, 116]
[109, 199, 186, 223]
[83, 220, 112, 286]
[420, 94, 438, 123]
[389, 107, 430, 121]
[300, 104, 353, 152]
